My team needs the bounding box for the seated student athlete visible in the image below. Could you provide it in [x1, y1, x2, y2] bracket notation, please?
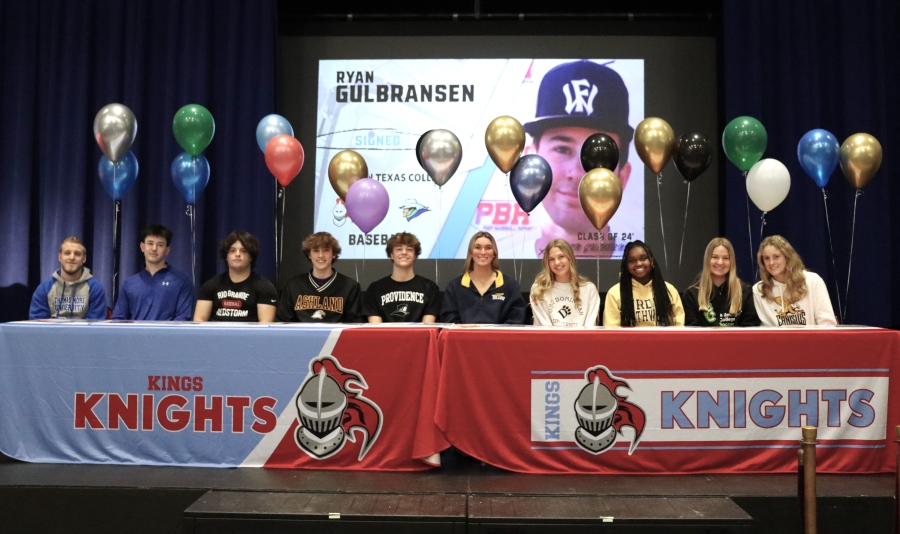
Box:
[603, 240, 684, 327]
[112, 224, 193, 321]
[364, 232, 440, 323]
[194, 231, 277, 322]
[752, 235, 836, 326]
[682, 237, 760, 327]
[530, 238, 601, 326]
[30, 236, 107, 320]
[276, 232, 362, 323]
[440, 231, 526, 324]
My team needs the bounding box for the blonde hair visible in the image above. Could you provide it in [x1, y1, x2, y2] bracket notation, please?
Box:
[692, 238, 743, 315]
[532, 239, 590, 307]
[757, 235, 808, 303]
[464, 232, 500, 273]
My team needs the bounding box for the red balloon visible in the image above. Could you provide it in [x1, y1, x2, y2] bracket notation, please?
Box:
[264, 135, 304, 187]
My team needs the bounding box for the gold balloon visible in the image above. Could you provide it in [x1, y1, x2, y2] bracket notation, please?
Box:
[485, 116, 525, 173]
[840, 133, 882, 190]
[634, 117, 675, 174]
[579, 168, 623, 231]
[328, 150, 369, 200]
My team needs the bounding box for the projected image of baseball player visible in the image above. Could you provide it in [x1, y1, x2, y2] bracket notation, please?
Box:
[524, 60, 635, 259]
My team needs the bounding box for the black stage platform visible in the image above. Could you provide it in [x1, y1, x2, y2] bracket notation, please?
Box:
[0, 452, 894, 533]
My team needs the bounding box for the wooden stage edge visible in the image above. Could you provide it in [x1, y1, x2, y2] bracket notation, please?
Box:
[0, 452, 895, 534]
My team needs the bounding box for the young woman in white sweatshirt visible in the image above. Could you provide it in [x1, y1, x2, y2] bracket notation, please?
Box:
[752, 235, 837, 326]
[530, 239, 600, 326]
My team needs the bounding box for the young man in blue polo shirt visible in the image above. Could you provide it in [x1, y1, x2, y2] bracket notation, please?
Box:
[112, 224, 194, 321]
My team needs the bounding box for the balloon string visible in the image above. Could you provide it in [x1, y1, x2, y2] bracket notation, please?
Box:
[844, 190, 862, 321]
[279, 186, 286, 281]
[435, 187, 441, 285]
[187, 204, 196, 287]
[355, 241, 359, 283]
[656, 173, 668, 272]
[274, 185, 281, 283]
[757, 212, 767, 280]
[505, 172, 517, 279]
[678, 181, 690, 270]
[111, 164, 119, 305]
[744, 171, 753, 278]
[754, 213, 767, 280]
[821, 188, 843, 322]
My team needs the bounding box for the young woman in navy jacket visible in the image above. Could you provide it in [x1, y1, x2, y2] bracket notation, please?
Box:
[440, 231, 526, 324]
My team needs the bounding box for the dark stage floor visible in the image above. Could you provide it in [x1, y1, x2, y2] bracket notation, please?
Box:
[0, 452, 894, 533]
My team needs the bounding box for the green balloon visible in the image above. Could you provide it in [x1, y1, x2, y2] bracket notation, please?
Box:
[173, 104, 215, 156]
[722, 116, 767, 172]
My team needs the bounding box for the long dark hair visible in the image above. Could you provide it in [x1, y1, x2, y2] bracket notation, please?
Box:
[619, 240, 675, 326]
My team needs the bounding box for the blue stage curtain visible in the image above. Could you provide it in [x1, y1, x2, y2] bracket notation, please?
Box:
[0, 0, 277, 321]
[722, 1, 900, 327]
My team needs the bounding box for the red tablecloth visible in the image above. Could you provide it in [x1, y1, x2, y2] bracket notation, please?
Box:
[435, 327, 900, 474]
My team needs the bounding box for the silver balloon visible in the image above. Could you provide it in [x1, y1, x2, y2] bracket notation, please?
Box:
[418, 129, 462, 187]
[93, 104, 137, 163]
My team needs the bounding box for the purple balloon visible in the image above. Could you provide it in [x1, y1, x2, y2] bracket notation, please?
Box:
[345, 178, 389, 234]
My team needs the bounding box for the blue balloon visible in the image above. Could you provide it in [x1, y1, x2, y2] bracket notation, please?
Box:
[510, 154, 553, 213]
[98, 151, 139, 201]
[170, 152, 210, 204]
[797, 129, 839, 188]
[256, 114, 294, 152]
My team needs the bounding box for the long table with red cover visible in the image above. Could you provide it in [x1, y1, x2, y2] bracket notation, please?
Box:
[0, 322, 448, 471]
[435, 326, 900, 474]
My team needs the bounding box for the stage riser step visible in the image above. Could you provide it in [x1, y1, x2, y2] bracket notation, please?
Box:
[185, 518, 464, 534]
[184, 492, 752, 534]
[183, 491, 467, 534]
[469, 495, 752, 533]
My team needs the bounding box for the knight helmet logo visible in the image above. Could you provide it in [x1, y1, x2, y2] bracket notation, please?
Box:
[333, 198, 349, 227]
[574, 365, 645, 455]
[294, 355, 383, 461]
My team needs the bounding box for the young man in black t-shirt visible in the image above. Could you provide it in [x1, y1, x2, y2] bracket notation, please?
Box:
[194, 231, 277, 322]
[364, 232, 440, 323]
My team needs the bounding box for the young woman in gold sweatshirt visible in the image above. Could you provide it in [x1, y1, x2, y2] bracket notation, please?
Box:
[603, 240, 684, 327]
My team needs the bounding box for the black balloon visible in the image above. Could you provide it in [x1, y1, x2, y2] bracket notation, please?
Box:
[580, 133, 619, 173]
[673, 132, 712, 182]
[415, 130, 433, 170]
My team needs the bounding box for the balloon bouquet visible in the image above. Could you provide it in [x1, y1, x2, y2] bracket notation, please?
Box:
[578, 133, 623, 242]
[414, 129, 463, 281]
[484, 116, 548, 279]
[257, 114, 303, 279]
[324, 149, 384, 278]
[721, 116, 773, 275]
[94, 103, 139, 303]
[171, 104, 215, 285]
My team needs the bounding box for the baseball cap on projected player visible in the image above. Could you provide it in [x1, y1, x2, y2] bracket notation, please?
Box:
[523, 60, 634, 144]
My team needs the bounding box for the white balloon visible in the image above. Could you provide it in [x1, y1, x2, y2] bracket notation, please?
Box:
[746, 158, 790, 212]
